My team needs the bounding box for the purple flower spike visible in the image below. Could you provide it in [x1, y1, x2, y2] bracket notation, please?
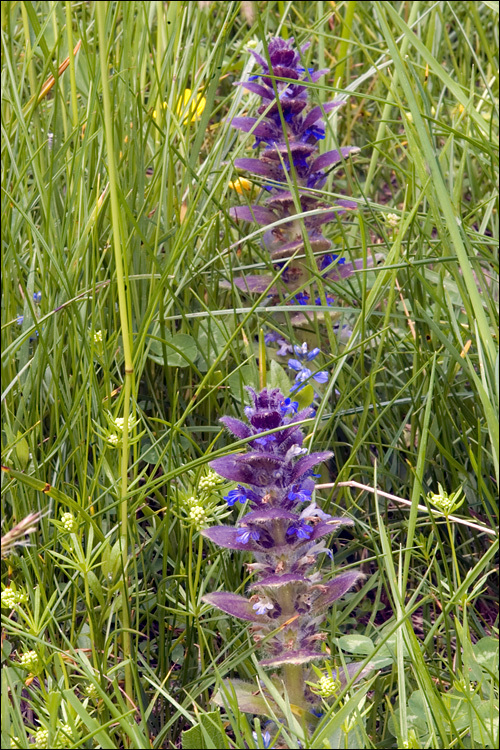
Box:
[205, 385, 362, 711]
[227, 36, 359, 306]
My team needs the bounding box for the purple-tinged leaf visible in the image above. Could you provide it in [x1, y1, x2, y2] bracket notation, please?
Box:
[248, 49, 268, 68]
[268, 235, 332, 260]
[229, 206, 277, 226]
[290, 451, 333, 482]
[265, 190, 317, 209]
[262, 142, 316, 161]
[244, 508, 298, 523]
[259, 99, 308, 118]
[311, 570, 363, 612]
[211, 678, 282, 718]
[249, 573, 306, 590]
[230, 117, 277, 140]
[335, 199, 358, 210]
[309, 146, 360, 174]
[305, 210, 343, 228]
[219, 416, 252, 440]
[222, 275, 277, 294]
[235, 80, 274, 99]
[202, 525, 261, 551]
[308, 68, 330, 83]
[310, 517, 354, 542]
[301, 101, 344, 131]
[202, 592, 260, 621]
[210, 453, 286, 486]
[325, 254, 383, 282]
[234, 158, 279, 178]
[260, 650, 324, 667]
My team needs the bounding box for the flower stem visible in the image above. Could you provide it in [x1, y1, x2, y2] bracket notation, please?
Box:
[283, 663, 307, 711]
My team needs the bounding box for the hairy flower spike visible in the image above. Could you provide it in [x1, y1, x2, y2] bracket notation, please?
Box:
[202, 386, 362, 711]
[228, 36, 360, 301]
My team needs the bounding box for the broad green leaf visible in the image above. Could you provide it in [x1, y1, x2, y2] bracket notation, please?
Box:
[148, 332, 198, 367]
[211, 678, 280, 718]
[294, 384, 315, 410]
[337, 634, 375, 656]
[182, 710, 228, 749]
[267, 359, 290, 395]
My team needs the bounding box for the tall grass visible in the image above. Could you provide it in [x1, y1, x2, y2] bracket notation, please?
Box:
[1, 2, 498, 748]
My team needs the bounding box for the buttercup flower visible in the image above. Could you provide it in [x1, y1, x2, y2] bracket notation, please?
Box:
[176, 88, 206, 124]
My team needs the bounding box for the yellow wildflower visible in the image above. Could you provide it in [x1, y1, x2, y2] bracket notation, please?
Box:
[176, 88, 206, 124]
[228, 177, 253, 194]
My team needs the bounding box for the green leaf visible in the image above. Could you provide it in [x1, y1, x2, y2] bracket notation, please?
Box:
[227, 366, 256, 401]
[473, 637, 499, 674]
[337, 634, 375, 656]
[101, 539, 122, 582]
[15, 431, 30, 469]
[182, 710, 228, 749]
[267, 359, 290, 395]
[294, 384, 315, 410]
[148, 333, 198, 368]
[195, 321, 229, 372]
[211, 678, 281, 718]
[86, 571, 105, 608]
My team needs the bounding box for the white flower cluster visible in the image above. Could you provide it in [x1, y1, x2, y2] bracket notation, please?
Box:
[316, 674, 341, 698]
[1, 587, 28, 609]
[113, 414, 135, 432]
[198, 470, 222, 492]
[93, 330, 103, 343]
[19, 650, 41, 674]
[188, 505, 207, 529]
[34, 724, 73, 750]
[61, 512, 78, 533]
[84, 683, 99, 701]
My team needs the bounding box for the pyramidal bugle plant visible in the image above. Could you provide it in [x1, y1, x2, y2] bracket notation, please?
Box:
[225, 35, 372, 305]
[202, 387, 365, 715]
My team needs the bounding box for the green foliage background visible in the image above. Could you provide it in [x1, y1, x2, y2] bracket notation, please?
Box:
[1, 1, 498, 748]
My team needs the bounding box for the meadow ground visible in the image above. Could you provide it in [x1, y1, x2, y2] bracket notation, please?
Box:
[1, 1, 498, 748]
